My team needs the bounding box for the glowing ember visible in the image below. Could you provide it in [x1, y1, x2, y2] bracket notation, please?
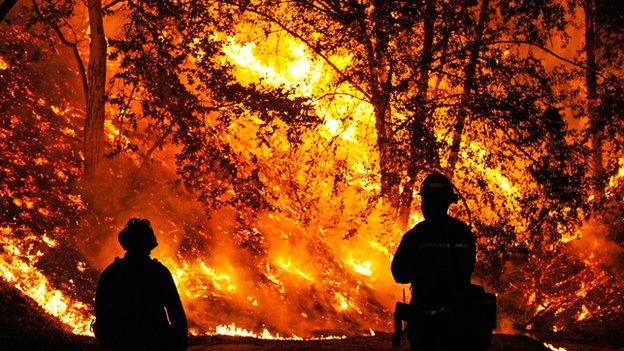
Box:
[0, 56, 9, 70]
[275, 257, 314, 282]
[2, 0, 624, 344]
[543, 343, 567, 351]
[189, 322, 347, 341]
[576, 304, 590, 321]
[346, 254, 373, 277]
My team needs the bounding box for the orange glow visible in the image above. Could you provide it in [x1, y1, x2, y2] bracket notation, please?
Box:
[189, 322, 347, 340]
[544, 343, 568, 351]
[2, 2, 623, 343]
[346, 253, 373, 277]
[576, 304, 590, 321]
[0, 228, 92, 335]
[0, 56, 9, 70]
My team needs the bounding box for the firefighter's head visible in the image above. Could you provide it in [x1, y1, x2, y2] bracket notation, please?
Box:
[420, 172, 458, 219]
[118, 218, 158, 254]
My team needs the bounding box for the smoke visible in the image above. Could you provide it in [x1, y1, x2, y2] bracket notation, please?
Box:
[70, 147, 401, 337]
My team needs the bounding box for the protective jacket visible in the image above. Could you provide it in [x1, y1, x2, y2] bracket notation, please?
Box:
[391, 215, 476, 307]
[95, 254, 188, 351]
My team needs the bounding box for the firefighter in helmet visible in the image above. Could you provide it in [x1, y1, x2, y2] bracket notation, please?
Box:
[94, 218, 188, 351]
[391, 172, 476, 350]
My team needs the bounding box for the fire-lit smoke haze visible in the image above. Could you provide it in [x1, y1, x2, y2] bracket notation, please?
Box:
[1, 0, 623, 345]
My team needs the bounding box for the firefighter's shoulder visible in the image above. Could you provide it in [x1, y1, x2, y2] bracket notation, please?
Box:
[102, 257, 123, 273]
[98, 258, 125, 284]
[402, 221, 428, 240]
[149, 258, 173, 276]
[447, 216, 469, 229]
[447, 216, 474, 240]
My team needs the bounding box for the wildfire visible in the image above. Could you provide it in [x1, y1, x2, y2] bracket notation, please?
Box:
[199, 261, 237, 293]
[189, 322, 347, 340]
[0, 228, 92, 335]
[223, 38, 324, 96]
[223, 35, 369, 144]
[576, 304, 590, 321]
[0, 55, 9, 70]
[606, 157, 624, 193]
[543, 343, 567, 351]
[346, 253, 373, 277]
[275, 257, 315, 282]
[2, 1, 624, 345]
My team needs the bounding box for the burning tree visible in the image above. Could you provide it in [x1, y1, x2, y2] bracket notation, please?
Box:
[108, 0, 590, 279]
[0, 0, 624, 345]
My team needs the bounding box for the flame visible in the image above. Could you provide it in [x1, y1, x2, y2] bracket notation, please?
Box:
[223, 35, 370, 145]
[3, 3, 624, 342]
[0, 228, 92, 335]
[346, 253, 373, 277]
[199, 261, 237, 292]
[576, 304, 590, 321]
[275, 257, 314, 282]
[606, 157, 624, 193]
[223, 38, 324, 96]
[105, 119, 120, 141]
[575, 282, 587, 298]
[0, 55, 9, 70]
[543, 343, 567, 351]
[191, 322, 347, 340]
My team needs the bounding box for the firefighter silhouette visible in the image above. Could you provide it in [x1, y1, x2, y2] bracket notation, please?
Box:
[391, 172, 480, 350]
[94, 218, 188, 351]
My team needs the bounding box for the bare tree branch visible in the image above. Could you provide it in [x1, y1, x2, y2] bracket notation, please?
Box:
[488, 39, 600, 74]
[103, 0, 125, 12]
[32, 0, 89, 104]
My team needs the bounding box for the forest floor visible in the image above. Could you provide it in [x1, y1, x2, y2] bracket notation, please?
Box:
[187, 333, 545, 351]
[1, 279, 622, 351]
[185, 333, 624, 351]
[2, 333, 623, 351]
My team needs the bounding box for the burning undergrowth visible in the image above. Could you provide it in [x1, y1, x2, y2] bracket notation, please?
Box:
[2, 58, 623, 342]
[74, 149, 396, 338]
[0, 49, 95, 334]
[496, 219, 624, 344]
[0, 54, 394, 336]
[524, 223, 624, 344]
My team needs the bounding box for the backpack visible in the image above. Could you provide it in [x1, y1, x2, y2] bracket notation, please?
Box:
[463, 284, 497, 348]
[392, 221, 497, 349]
[91, 316, 117, 349]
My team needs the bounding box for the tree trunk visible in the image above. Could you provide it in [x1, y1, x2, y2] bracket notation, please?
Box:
[375, 101, 396, 199]
[397, 1, 437, 229]
[448, 0, 489, 177]
[368, 2, 401, 209]
[84, 0, 107, 180]
[0, 0, 18, 22]
[584, 0, 603, 191]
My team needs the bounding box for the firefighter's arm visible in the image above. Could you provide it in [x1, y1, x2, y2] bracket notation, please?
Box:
[391, 234, 414, 284]
[94, 268, 112, 319]
[93, 266, 119, 348]
[163, 269, 188, 350]
[466, 227, 477, 276]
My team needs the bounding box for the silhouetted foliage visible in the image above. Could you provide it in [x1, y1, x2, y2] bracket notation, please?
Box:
[109, 0, 318, 213]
